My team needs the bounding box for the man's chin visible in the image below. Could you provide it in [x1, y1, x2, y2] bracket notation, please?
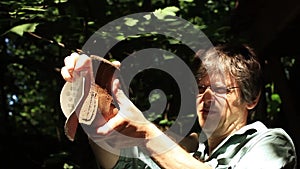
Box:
[202, 122, 220, 136]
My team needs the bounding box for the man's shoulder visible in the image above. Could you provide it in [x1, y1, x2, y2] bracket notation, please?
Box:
[207, 122, 297, 168]
[233, 123, 297, 168]
[247, 121, 295, 146]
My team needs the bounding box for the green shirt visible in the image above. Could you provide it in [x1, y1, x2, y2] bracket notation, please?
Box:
[112, 121, 297, 169]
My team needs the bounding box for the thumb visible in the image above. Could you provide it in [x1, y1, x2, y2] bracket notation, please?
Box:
[112, 79, 132, 108]
[96, 113, 126, 135]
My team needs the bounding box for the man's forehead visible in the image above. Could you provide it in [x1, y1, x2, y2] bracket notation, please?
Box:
[197, 73, 235, 85]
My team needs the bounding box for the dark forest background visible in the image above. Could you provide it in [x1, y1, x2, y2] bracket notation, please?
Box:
[0, 0, 299, 168]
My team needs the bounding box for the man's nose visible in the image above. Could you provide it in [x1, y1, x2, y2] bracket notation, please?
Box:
[202, 88, 215, 104]
[203, 87, 215, 97]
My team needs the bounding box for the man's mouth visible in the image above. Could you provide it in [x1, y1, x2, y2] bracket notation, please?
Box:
[201, 108, 218, 116]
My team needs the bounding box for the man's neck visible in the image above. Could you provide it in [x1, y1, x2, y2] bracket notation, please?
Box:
[207, 123, 246, 155]
[207, 134, 227, 155]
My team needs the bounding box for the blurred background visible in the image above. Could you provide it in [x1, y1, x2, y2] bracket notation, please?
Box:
[0, 0, 299, 168]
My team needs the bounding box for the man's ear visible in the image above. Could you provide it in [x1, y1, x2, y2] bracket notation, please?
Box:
[246, 91, 261, 110]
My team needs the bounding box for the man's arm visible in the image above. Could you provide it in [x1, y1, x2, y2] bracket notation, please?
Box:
[89, 139, 120, 169]
[96, 81, 212, 169]
[143, 123, 212, 169]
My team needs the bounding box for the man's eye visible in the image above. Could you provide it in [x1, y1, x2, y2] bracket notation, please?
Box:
[213, 87, 227, 94]
[198, 86, 207, 93]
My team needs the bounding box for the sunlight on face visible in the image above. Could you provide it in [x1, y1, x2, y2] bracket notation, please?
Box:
[196, 74, 247, 138]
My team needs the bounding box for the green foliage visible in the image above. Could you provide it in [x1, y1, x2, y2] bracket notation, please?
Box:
[281, 56, 296, 80]
[153, 6, 180, 19]
[265, 83, 282, 121]
[4, 23, 39, 36]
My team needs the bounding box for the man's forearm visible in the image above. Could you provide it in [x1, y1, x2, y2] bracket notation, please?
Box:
[144, 123, 212, 169]
[89, 138, 120, 169]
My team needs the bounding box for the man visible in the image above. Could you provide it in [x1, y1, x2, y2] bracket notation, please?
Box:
[61, 43, 297, 168]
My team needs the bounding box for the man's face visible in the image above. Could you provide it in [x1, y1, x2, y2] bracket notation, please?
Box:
[196, 74, 248, 139]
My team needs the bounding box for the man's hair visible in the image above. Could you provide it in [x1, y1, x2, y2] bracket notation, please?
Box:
[193, 43, 263, 108]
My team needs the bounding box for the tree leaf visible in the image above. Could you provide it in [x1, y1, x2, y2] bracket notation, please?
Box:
[124, 17, 139, 27]
[153, 6, 180, 19]
[8, 23, 39, 36]
[271, 93, 282, 104]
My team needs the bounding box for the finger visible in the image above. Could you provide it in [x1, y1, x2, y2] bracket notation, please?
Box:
[61, 66, 73, 82]
[74, 54, 92, 71]
[112, 79, 132, 107]
[112, 79, 120, 95]
[96, 114, 127, 135]
[189, 132, 199, 139]
[111, 60, 121, 68]
[112, 79, 129, 104]
[64, 52, 80, 75]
